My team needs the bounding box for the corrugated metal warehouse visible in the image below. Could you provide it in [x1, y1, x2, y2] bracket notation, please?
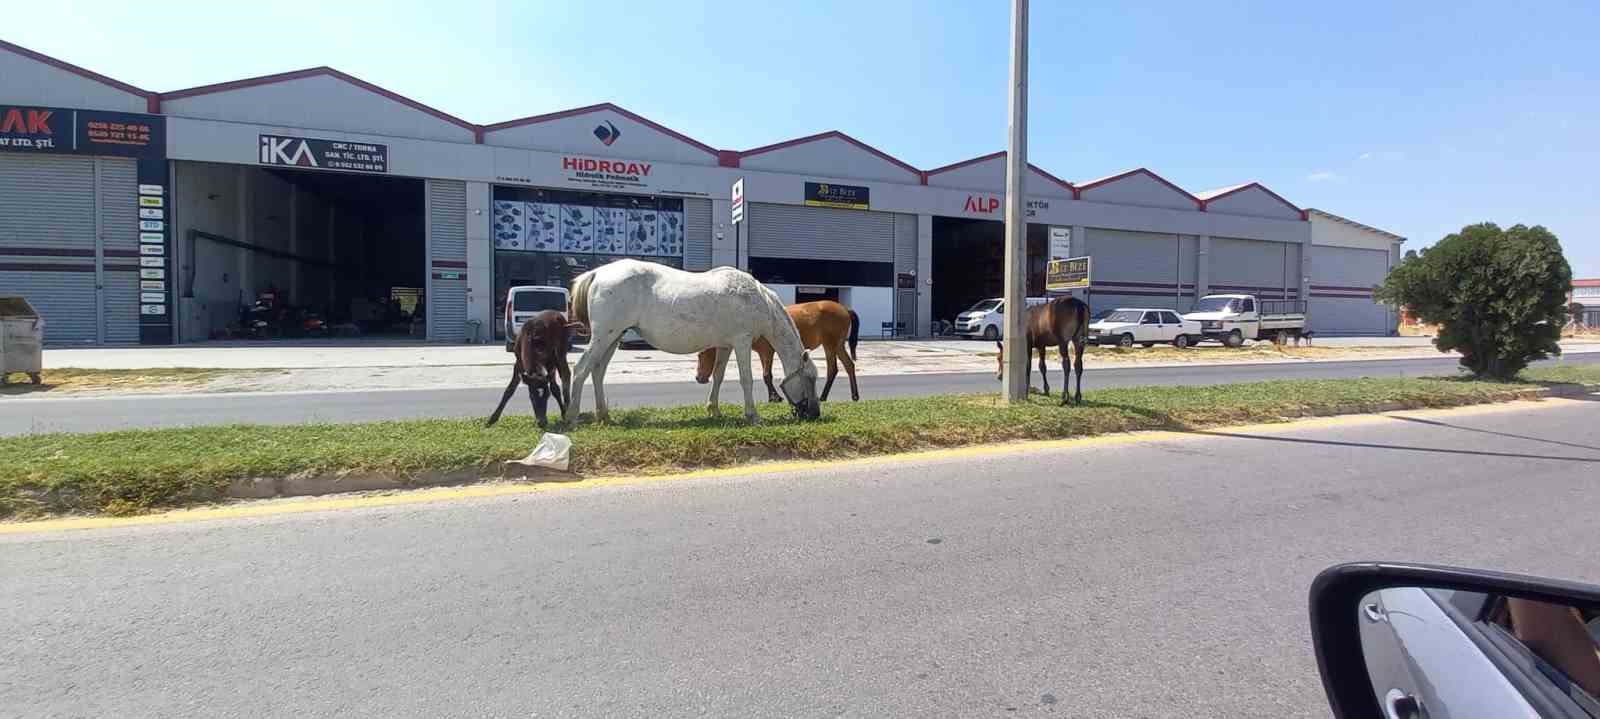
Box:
[1, 39, 1404, 345]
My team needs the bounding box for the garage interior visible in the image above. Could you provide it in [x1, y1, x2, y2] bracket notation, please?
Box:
[174, 161, 424, 341]
[930, 217, 1047, 328]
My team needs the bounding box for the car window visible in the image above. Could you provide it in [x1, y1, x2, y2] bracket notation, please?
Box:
[995, 302, 1004, 314]
[513, 292, 566, 312]
[1103, 310, 1143, 323]
[1141, 312, 1160, 324]
[1241, 299, 1256, 313]
[1164, 312, 1182, 324]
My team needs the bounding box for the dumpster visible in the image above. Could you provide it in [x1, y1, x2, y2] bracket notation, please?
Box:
[0, 296, 44, 386]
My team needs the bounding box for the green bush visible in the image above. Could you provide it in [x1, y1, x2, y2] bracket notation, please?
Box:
[1376, 223, 1571, 379]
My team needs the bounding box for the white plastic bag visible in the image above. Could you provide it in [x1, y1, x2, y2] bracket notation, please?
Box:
[506, 433, 572, 472]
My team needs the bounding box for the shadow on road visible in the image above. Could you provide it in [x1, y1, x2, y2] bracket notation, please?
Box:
[1388, 413, 1600, 454]
[1188, 429, 1600, 464]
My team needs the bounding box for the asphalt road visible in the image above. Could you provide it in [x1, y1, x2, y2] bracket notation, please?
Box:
[5, 399, 1599, 717]
[3, 352, 1597, 436]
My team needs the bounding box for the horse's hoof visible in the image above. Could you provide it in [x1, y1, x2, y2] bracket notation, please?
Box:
[745, 415, 762, 426]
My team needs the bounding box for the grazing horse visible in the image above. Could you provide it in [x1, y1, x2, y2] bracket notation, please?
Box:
[694, 301, 861, 402]
[565, 260, 821, 425]
[995, 296, 1090, 405]
[487, 310, 581, 428]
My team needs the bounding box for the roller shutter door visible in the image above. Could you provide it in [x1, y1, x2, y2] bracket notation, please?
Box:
[97, 158, 141, 344]
[0, 154, 99, 343]
[426, 179, 468, 342]
[682, 198, 712, 270]
[894, 213, 917, 333]
[747, 202, 894, 262]
[1211, 237, 1295, 300]
[1310, 245, 1391, 335]
[1083, 228, 1182, 310]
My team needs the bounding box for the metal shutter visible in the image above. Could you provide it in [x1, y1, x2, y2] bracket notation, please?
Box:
[1210, 236, 1295, 299]
[1310, 245, 1390, 335]
[1083, 228, 1182, 309]
[426, 179, 468, 342]
[682, 198, 712, 270]
[747, 202, 894, 262]
[0, 154, 99, 343]
[97, 158, 140, 343]
[894, 213, 917, 332]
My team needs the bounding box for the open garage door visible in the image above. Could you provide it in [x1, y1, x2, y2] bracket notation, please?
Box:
[1310, 245, 1391, 335]
[174, 161, 425, 342]
[930, 217, 1046, 327]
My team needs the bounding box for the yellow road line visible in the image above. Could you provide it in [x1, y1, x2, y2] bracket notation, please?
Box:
[2, 397, 1581, 536]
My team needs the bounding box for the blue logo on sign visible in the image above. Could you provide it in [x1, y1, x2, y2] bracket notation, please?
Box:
[593, 121, 620, 146]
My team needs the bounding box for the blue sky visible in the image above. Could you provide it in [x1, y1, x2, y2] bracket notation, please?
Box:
[18, 0, 1597, 275]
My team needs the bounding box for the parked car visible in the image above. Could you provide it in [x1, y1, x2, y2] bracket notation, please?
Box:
[1183, 293, 1307, 347]
[1311, 562, 1600, 718]
[954, 296, 1048, 340]
[503, 285, 572, 352]
[1087, 308, 1201, 348]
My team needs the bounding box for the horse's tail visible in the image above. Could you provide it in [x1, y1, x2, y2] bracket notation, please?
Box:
[569, 269, 598, 328]
[1071, 296, 1090, 341]
[848, 310, 860, 360]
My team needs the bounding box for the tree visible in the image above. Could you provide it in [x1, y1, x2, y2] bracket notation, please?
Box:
[1570, 303, 1587, 327]
[1375, 223, 1571, 379]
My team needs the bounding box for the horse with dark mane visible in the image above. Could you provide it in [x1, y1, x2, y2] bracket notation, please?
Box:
[486, 310, 582, 428]
[695, 300, 861, 402]
[995, 296, 1090, 405]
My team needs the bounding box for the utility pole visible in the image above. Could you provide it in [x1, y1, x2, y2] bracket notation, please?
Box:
[1002, 0, 1030, 402]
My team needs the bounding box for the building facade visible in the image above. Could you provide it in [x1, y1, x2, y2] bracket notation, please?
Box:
[2, 40, 1399, 345]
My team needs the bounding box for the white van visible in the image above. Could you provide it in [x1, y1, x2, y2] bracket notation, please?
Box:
[503, 285, 571, 352]
[954, 296, 1049, 340]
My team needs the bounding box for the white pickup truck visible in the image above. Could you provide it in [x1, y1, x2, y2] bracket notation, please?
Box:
[1183, 294, 1307, 347]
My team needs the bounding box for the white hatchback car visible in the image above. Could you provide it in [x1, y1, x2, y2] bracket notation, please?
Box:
[1087, 308, 1201, 348]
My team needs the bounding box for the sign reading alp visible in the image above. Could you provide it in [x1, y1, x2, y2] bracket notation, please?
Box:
[259, 135, 388, 173]
[731, 178, 745, 224]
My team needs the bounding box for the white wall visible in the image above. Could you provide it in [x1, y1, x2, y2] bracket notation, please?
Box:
[163, 74, 474, 143]
[1204, 186, 1301, 220]
[482, 108, 718, 166]
[1078, 172, 1199, 211]
[849, 286, 895, 338]
[926, 157, 1074, 199]
[739, 135, 921, 184]
[0, 48, 148, 112]
[1309, 212, 1402, 251]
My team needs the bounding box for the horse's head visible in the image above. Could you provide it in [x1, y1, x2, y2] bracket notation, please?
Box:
[694, 347, 717, 384]
[995, 341, 1004, 380]
[780, 352, 821, 421]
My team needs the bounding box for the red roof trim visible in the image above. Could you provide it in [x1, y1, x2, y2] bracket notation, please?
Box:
[1573, 279, 1600, 287]
[738, 130, 923, 178]
[924, 151, 1077, 195]
[482, 102, 719, 157]
[1075, 168, 1203, 209]
[1199, 181, 1304, 219]
[0, 39, 154, 100]
[160, 67, 478, 132]
[924, 151, 1006, 175]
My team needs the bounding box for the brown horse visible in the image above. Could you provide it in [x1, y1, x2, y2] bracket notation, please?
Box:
[487, 310, 582, 428]
[696, 300, 861, 402]
[995, 296, 1090, 405]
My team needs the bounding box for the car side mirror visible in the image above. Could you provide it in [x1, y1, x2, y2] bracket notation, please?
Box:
[1311, 562, 1600, 718]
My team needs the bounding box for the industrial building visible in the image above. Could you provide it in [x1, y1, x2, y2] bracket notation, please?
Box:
[1, 39, 1404, 345]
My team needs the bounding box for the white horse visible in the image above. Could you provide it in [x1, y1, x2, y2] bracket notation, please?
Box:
[565, 260, 821, 425]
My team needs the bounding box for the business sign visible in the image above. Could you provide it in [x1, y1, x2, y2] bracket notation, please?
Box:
[1048, 226, 1071, 260]
[896, 272, 916, 289]
[804, 182, 870, 210]
[1045, 256, 1091, 292]
[139, 208, 164, 220]
[259, 134, 388, 173]
[140, 256, 165, 267]
[731, 178, 745, 224]
[0, 106, 165, 158]
[141, 280, 166, 291]
[558, 155, 651, 191]
[140, 269, 165, 280]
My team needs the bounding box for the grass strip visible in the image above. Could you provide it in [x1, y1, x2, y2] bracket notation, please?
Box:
[3, 366, 1596, 519]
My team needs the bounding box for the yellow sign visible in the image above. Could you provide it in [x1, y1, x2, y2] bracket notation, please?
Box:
[1046, 256, 1091, 291]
